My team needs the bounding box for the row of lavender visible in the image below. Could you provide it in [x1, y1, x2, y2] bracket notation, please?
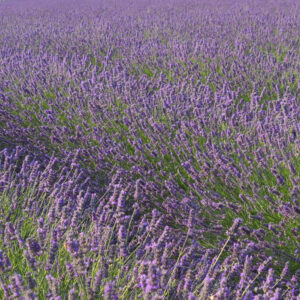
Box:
[0, 0, 299, 299]
[0, 147, 298, 299]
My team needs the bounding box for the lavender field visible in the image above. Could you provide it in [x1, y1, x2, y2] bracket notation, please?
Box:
[0, 0, 299, 299]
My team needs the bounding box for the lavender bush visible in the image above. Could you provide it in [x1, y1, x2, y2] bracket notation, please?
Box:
[0, 0, 299, 299]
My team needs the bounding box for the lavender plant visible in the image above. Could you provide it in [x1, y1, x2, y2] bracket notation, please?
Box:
[0, 0, 299, 299]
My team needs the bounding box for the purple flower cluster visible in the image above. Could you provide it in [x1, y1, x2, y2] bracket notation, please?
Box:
[0, 0, 299, 299]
